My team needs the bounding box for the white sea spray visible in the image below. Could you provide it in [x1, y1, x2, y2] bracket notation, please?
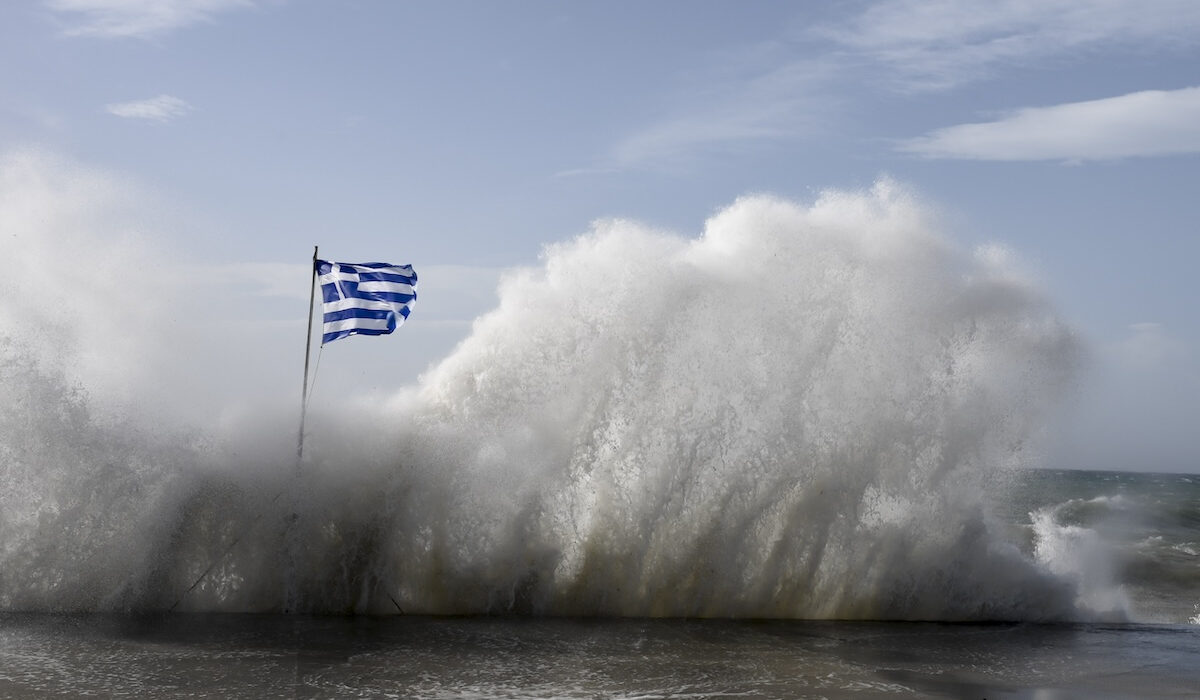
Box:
[0, 150, 1114, 619]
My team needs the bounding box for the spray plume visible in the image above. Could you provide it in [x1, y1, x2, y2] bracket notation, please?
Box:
[1, 152, 1108, 619]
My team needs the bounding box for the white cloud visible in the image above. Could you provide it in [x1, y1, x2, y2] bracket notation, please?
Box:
[196, 262, 309, 299]
[815, 0, 1200, 91]
[1058, 322, 1200, 472]
[565, 1, 1200, 173]
[896, 86, 1200, 161]
[105, 94, 193, 122]
[594, 59, 836, 172]
[570, 1, 1200, 173]
[46, 0, 258, 39]
[1109, 323, 1188, 370]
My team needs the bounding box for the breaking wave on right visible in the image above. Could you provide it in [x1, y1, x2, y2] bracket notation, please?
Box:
[1004, 468, 1200, 624]
[381, 180, 1111, 620]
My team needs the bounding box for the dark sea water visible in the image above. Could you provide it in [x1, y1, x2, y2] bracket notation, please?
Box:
[2, 468, 1197, 699]
[1, 614, 1197, 699]
[994, 468, 1200, 624]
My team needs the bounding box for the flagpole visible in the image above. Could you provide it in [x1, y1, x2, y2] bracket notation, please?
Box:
[172, 245, 319, 614]
[298, 245, 318, 463]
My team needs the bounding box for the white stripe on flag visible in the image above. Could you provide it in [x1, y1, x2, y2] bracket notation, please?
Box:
[355, 281, 416, 294]
[323, 297, 398, 313]
[324, 317, 394, 333]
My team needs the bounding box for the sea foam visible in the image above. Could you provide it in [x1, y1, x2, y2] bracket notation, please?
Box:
[0, 156, 1114, 619]
[370, 181, 1087, 619]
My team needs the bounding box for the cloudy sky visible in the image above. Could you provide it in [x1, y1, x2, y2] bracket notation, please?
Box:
[2, 0, 1198, 470]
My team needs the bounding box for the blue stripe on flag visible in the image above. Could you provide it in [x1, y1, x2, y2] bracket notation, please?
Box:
[323, 327, 395, 344]
[356, 271, 416, 283]
[364, 291, 415, 304]
[320, 286, 414, 305]
[323, 308, 395, 322]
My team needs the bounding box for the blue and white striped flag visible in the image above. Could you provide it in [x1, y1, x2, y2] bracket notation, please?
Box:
[316, 260, 417, 344]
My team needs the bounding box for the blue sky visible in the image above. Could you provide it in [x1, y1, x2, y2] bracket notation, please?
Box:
[2, 1, 1199, 470]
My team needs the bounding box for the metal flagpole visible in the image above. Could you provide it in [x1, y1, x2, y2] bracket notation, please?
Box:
[170, 245, 320, 613]
[286, 245, 319, 613]
[171, 247, 410, 614]
[298, 245, 318, 463]
[169, 247, 321, 614]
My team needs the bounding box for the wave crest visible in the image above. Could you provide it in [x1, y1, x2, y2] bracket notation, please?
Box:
[2, 178, 1114, 620]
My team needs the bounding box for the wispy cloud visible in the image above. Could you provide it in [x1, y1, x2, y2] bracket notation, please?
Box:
[197, 262, 503, 323]
[566, 1, 1200, 173]
[896, 86, 1200, 161]
[1110, 323, 1188, 370]
[196, 262, 310, 300]
[105, 94, 193, 122]
[815, 0, 1200, 92]
[580, 59, 836, 173]
[46, 0, 258, 39]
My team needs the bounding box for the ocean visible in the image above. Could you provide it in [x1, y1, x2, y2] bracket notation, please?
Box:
[3, 185, 1198, 696]
[996, 469, 1200, 626]
[1, 614, 1197, 699]
[1, 468, 1196, 699]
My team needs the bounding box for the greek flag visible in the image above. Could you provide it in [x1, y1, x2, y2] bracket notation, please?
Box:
[317, 260, 417, 344]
